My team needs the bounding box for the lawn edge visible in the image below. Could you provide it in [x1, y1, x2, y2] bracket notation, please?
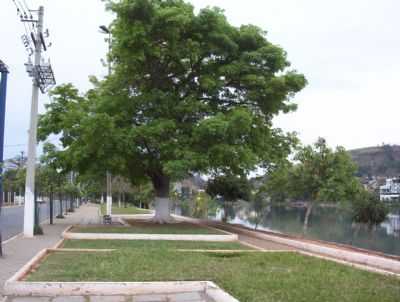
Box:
[4, 279, 238, 301]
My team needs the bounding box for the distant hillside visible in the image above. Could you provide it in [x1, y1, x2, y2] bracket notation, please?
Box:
[349, 145, 400, 177]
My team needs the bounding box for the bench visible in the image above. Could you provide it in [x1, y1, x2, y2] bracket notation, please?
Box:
[103, 215, 112, 224]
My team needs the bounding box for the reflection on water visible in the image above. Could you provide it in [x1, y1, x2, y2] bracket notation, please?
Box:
[177, 202, 400, 256]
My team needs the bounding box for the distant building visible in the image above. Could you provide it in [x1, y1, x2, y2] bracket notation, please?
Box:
[380, 177, 400, 201]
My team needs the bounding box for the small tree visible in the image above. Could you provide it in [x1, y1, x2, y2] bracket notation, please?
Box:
[247, 187, 271, 230]
[352, 191, 388, 230]
[266, 138, 364, 230]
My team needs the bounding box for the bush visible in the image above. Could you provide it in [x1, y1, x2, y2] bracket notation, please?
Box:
[34, 225, 44, 235]
[352, 192, 389, 227]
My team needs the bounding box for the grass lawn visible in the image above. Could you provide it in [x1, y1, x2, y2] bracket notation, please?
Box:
[100, 204, 151, 215]
[29, 240, 400, 302]
[71, 221, 223, 235]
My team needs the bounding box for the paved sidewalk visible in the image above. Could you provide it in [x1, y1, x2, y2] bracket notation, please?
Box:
[0, 204, 100, 298]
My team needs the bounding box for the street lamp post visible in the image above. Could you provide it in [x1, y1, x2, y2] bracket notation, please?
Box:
[99, 25, 113, 217]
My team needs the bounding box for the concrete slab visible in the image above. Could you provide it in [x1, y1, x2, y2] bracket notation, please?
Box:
[53, 297, 87, 302]
[8, 298, 50, 302]
[90, 297, 127, 302]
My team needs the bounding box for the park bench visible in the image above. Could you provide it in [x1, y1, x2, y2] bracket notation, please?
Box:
[103, 214, 112, 224]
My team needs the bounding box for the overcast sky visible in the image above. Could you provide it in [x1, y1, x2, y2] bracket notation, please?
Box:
[1, 0, 399, 160]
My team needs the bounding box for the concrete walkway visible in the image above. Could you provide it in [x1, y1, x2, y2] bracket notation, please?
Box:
[0, 204, 100, 298]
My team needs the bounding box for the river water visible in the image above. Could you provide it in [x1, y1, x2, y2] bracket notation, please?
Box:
[177, 202, 400, 256]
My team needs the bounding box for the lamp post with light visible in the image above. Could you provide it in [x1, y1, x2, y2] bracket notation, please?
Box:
[99, 25, 113, 217]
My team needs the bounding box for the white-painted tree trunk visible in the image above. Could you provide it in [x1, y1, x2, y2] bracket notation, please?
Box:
[106, 195, 112, 216]
[153, 197, 173, 223]
[100, 194, 104, 204]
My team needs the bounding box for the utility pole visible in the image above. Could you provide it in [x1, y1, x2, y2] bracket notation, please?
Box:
[0, 59, 9, 257]
[100, 25, 113, 217]
[12, 1, 56, 237]
[23, 6, 44, 237]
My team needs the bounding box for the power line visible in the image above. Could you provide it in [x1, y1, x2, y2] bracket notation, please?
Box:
[4, 138, 60, 149]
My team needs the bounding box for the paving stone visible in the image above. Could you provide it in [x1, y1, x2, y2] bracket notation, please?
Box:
[90, 297, 127, 302]
[52, 296, 87, 302]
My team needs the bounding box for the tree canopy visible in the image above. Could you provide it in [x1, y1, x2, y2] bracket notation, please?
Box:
[266, 138, 363, 204]
[39, 0, 306, 221]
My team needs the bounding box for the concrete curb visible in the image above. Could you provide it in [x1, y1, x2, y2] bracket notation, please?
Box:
[216, 223, 400, 273]
[206, 282, 240, 302]
[62, 231, 238, 242]
[2, 234, 22, 245]
[47, 248, 116, 253]
[6, 249, 49, 283]
[111, 214, 153, 219]
[3, 247, 237, 300]
[4, 279, 238, 301]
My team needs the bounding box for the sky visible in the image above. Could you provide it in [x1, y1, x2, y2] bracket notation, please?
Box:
[1, 0, 399, 160]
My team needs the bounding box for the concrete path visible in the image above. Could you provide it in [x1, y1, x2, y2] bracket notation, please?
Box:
[0, 204, 100, 298]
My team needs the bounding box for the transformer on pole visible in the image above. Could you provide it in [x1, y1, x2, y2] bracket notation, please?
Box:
[12, 1, 56, 237]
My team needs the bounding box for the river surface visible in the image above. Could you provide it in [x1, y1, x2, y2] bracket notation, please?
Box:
[177, 202, 400, 256]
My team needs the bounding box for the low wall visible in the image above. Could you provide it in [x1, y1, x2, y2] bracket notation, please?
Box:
[215, 223, 400, 274]
[63, 231, 238, 242]
[175, 215, 400, 274]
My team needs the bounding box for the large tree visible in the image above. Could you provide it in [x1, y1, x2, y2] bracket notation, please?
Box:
[39, 0, 306, 222]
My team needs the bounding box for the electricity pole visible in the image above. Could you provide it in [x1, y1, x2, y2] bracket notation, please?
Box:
[12, 1, 56, 237]
[0, 60, 9, 256]
[100, 25, 113, 217]
[23, 6, 44, 237]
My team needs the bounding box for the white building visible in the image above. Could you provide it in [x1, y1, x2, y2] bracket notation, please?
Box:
[380, 178, 400, 201]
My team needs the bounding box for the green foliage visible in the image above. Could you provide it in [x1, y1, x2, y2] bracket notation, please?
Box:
[206, 175, 251, 222]
[191, 191, 211, 218]
[265, 138, 364, 204]
[34, 225, 44, 235]
[38, 0, 306, 200]
[247, 188, 271, 229]
[351, 192, 389, 227]
[206, 175, 251, 202]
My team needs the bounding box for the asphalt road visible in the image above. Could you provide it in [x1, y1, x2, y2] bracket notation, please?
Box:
[0, 200, 72, 242]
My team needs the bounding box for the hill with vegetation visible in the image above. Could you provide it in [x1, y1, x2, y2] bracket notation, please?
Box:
[349, 145, 400, 177]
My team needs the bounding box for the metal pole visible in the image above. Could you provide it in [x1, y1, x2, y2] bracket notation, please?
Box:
[106, 31, 112, 216]
[0, 61, 9, 256]
[23, 6, 44, 238]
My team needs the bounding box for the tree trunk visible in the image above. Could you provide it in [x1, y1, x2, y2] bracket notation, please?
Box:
[123, 191, 127, 208]
[222, 202, 228, 223]
[303, 202, 313, 232]
[18, 187, 22, 205]
[151, 173, 173, 223]
[49, 189, 54, 225]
